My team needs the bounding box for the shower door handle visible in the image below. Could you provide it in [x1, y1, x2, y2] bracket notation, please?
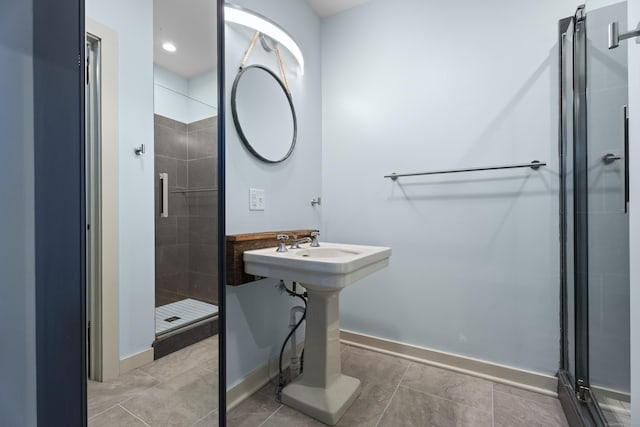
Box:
[624, 106, 629, 213]
[602, 107, 630, 213]
[602, 153, 621, 163]
[159, 173, 169, 217]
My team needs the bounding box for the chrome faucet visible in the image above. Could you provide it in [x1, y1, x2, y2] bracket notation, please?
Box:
[310, 231, 320, 247]
[276, 234, 289, 252]
[290, 236, 311, 249]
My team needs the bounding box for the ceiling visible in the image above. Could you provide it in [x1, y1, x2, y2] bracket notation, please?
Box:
[153, 0, 371, 78]
[306, 0, 371, 17]
[154, 0, 217, 79]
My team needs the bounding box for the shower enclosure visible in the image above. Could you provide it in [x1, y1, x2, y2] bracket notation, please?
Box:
[153, 73, 219, 357]
[560, 3, 631, 426]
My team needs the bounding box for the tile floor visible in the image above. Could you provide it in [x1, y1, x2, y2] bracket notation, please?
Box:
[600, 394, 632, 427]
[88, 335, 218, 427]
[88, 337, 570, 427]
[603, 408, 632, 427]
[228, 345, 569, 427]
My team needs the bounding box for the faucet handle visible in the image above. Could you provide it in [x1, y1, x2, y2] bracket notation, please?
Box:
[310, 231, 320, 247]
[276, 234, 289, 252]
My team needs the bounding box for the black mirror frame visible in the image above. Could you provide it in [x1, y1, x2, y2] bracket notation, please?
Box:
[230, 64, 297, 164]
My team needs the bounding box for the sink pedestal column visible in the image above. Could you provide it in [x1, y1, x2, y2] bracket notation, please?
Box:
[281, 287, 361, 425]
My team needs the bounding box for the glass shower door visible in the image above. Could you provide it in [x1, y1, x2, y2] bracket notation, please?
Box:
[560, 13, 576, 386]
[584, 1, 631, 424]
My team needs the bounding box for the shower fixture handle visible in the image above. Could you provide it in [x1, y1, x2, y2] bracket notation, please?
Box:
[608, 21, 640, 49]
[276, 234, 289, 252]
[602, 153, 621, 164]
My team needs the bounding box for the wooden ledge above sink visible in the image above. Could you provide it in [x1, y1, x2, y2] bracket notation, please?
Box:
[226, 229, 319, 286]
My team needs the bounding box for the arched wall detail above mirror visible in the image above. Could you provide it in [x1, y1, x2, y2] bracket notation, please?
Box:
[224, 2, 304, 75]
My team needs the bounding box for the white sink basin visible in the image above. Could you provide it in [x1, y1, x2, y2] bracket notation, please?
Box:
[243, 242, 391, 290]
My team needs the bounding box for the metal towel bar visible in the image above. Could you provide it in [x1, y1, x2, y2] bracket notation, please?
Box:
[384, 160, 546, 181]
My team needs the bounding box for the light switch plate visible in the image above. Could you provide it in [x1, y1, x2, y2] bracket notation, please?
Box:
[249, 188, 265, 211]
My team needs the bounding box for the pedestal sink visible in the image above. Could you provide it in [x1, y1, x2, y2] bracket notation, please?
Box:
[244, 242, 391, 425]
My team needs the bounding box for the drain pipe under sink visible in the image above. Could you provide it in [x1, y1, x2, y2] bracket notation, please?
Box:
[289, 306, 305, 379]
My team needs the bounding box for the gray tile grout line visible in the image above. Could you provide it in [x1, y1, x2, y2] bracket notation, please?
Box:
[87, 403, 120, 421]
[87, 381, 151, 421]
[374, 361, 413, 427]
[190, 408, 217, 427]
[118, 404, 152, 426]
[89, 373, 161, 420]
[137, 368, 163, 383]
[257, 404, 284, 427]
[118, 394, 138, 408]
[492, 387, 557, 407]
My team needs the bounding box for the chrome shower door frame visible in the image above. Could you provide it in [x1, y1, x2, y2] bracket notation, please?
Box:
[558, 6, 611, 426]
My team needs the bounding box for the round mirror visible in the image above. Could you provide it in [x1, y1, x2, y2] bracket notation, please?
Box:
[231, 65, 297, 163]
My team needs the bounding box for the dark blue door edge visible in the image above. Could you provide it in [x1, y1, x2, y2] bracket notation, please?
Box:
[34, 0, 87, 425]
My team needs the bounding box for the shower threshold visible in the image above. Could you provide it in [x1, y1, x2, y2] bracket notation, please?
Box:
[155, 298, 219, 337]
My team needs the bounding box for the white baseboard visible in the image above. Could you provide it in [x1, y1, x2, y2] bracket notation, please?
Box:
[226, 343, 303, 411]
[119, 348, 154, 375]
[340, 330, 559, 397]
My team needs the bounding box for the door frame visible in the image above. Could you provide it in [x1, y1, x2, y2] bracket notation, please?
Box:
[558, 6, 614, 426]
[86, 18, 120, 382]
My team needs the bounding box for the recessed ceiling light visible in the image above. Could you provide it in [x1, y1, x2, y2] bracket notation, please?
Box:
[162, 42, 177, 53]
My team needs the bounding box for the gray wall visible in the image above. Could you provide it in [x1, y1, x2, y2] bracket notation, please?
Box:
[0, 0, 37, 425]
[225, 0, 322, 388]
[321, 0, 579, 375]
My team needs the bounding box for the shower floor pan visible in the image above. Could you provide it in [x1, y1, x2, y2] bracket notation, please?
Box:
[155, 298, 219, 336]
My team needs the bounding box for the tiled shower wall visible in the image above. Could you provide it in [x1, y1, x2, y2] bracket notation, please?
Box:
[154, 114, 218, 307]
